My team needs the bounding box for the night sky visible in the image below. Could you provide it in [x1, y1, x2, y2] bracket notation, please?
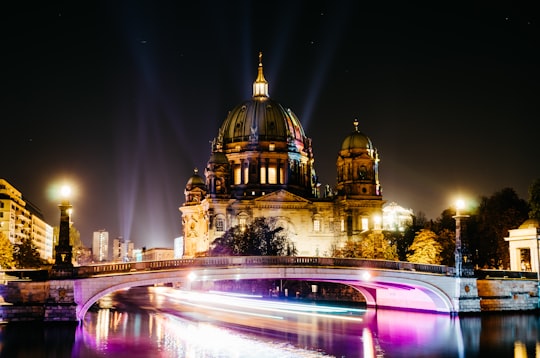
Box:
[3, 1, 539, 248]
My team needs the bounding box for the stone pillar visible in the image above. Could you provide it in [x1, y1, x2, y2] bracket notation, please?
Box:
[44, 280, 77, 322]
[52, 200, 74, 277]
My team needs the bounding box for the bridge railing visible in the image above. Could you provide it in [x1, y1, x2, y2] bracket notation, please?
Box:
[475, 269, 538, 279]
[4, 258, 538, 280]
[73, 256, 455, 277]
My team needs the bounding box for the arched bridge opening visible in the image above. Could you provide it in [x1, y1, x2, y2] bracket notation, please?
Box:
[74, 257, 459, 320]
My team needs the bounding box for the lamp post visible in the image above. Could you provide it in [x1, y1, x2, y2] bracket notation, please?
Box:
[373, 214, 383, 259]
[453, 199, 470, 277]
[53, 185, 74, 272]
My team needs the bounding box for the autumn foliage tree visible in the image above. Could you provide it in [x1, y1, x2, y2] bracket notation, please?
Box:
[333, 231, 398, 260]
[0, 232, 14, 269]
[407, 229, 443, 264]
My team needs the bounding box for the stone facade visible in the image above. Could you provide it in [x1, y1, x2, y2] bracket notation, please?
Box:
[454, 277, 482, 313]
[0, 280, 76, 322]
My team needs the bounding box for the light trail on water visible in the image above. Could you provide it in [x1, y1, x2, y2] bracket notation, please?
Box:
[157, 288, 366, 322]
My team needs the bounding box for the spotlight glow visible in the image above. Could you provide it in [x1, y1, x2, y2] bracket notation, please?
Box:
[361, 271, 371, 281]
[61, 185, 72, 199]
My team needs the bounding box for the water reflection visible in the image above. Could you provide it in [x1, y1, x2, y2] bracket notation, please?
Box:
[1, 286, 540, 357]
[78, 308, 330, 357]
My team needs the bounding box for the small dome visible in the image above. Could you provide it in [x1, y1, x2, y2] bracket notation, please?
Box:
[341, 119, 373, 151]
[519, 218, 540, 229]
[209, 151, 229, 165]
[186, 168, 206, 191]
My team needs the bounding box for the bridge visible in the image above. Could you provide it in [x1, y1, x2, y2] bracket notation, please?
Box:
[1, 256, 538, 322]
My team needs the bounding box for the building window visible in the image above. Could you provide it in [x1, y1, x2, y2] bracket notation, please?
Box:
[340, 219, 345, 232]
[239, 217, 247, 231]
[234, 167, 241, 184]
[269, 143, 275, 151]
[361, 217, 369, 231]
[215, 218, 224, 232]
[243, 165, 249, 184]
[313, 219, 321, 232]
[268, 166, 277, 184]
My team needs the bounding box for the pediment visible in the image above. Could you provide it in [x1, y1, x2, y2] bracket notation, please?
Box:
[254, 189, 312, 204]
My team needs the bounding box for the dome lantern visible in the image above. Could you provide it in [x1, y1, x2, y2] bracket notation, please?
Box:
[253, 52, 269, 98]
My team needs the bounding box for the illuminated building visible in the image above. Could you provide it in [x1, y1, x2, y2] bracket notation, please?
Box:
[0, 178, 53, 261]
[174, 236, 184, 258]
[133, 248, 143, 262]
[142, 247, 174, 261]
[505, 219, 540, 273]
[179, 54, 384, 257]
[112, 236, 133, 262]
[31, 211, 54, 262]
[92, 229, 109, 262]
[382, 202, 414, 231]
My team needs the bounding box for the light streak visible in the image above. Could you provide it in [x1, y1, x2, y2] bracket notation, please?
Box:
[161, 289, 365, 322]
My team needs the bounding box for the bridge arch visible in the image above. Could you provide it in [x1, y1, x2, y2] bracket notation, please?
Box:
[75, 264, 458, 321]
[345, 276, 456, 313]
[75, 274, 190, 320]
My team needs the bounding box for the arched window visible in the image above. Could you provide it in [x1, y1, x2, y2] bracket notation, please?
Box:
[237, 213, 249, 231]
[313, 219, 321, 232]
[313, 214, 322, 232]
[215, 217, 225, 232]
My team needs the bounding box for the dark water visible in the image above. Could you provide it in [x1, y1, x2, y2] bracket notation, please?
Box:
[1, 287, 539, 357]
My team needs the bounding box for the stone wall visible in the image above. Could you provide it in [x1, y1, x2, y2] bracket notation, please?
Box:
[0, 281, 48, 322]
[0, 280, 76, 322]
[477, 279, 539, 311]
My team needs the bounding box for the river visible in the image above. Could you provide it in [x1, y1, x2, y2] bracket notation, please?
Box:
[1, 286, 539, 357]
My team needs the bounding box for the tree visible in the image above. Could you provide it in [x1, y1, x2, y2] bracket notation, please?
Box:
[474, 188, 528, 268]
[437, 228, 456, 266]
[398, 215, 429, 261]
[209, 217, 296, 256]
[0, 232, 14, 269]
[334, 238, 362, 258]
[333, 231, 398, 260]
[13, 237, 43, 268]
[407, 229, 442, 264]
[528, 178, 540, 221]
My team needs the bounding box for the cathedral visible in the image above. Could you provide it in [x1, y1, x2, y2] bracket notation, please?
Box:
[179, 54, 385, 257]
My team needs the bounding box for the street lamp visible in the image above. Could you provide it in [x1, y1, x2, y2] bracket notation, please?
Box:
[453, 199, 470, 277]
[53, 185, 74, 272]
